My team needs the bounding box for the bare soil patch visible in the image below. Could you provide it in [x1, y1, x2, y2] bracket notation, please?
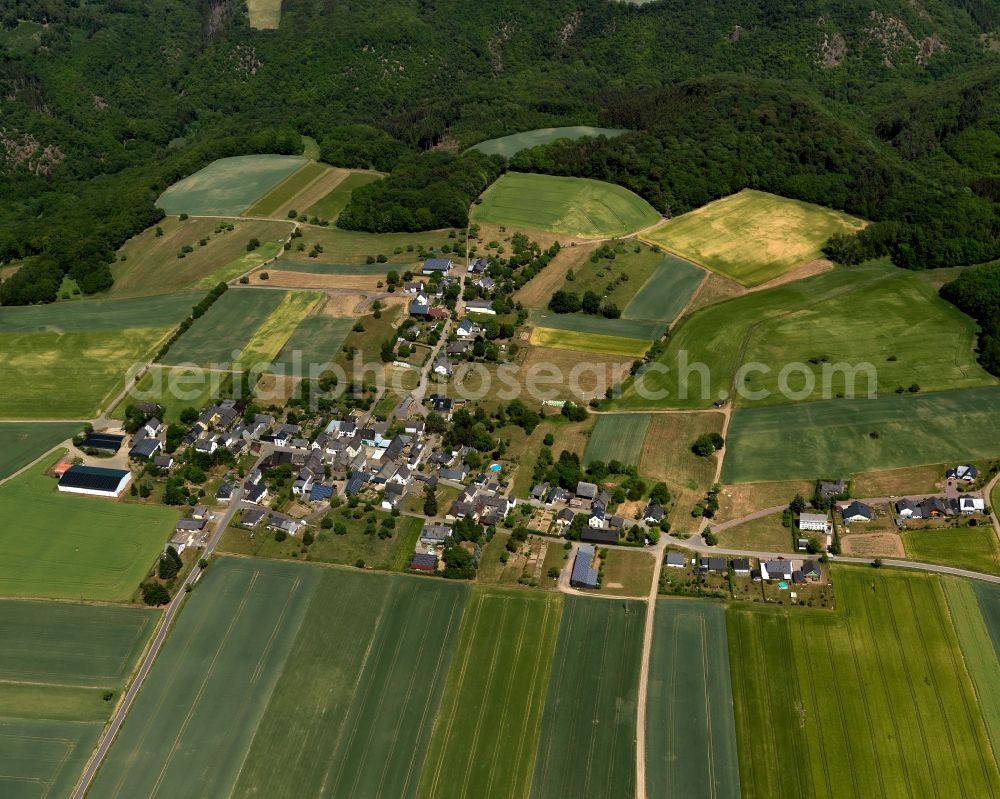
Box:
[250, 269, 383, 291]
[841, 533, 905, 558]
[514, 243, 599, 308]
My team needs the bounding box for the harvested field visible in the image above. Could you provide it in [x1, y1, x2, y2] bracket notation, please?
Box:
[112, 217, 292, 298]
[715, 480, 814, 523]
[529, 326, 649, 357]
[474, 172, 660, 239]
[528, 308, 664, 340]
[467, 126, 627, 158]
[518, 345, 632, 402]
[642, 189, 865, 287]
[647, 600, 740, 799]
[250, 269, 386, 291]
[276, 260, 396, 275]
[841, 532, 906, 557]
[156, 155, 306, 217]
[598, 549, 655, 596]
[417, 589, 562, 799]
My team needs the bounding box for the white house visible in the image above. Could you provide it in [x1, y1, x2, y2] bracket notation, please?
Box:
[959, 495, 986, 515]
[798, 512, 828, 532]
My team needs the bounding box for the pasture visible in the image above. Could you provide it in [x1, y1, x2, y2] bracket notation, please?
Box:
[728, 567, 1000, 799]
[111, 366, 228, 423]
[243, 161, 330, 217]
[613, 262, 997, 410]
[417, 589, 562, 799]
[467, 126, 628, 158]
[0, 292, 199, 419]
[231, 569, 468, 799]
[598, 549, 656, 596]
[160, 287, 288, 367]
[623, 254, 705, 324]
[722, 386, 1000, 483]
[0, 422, 81, 478]
[503, 346, 633, 405]
[646, 600, 740, 799]
[528, 308, 664, 340]
[270, 314, 354, 374]
[156, 154, 306, 216]
[473, 172, 660, 239]
[247, 0, 281, 28]
[90, 558, 322, 799]
[642, 189, 865, 287]
[902, 527, 1000, 574]
[973, 581, 1000, 661]
[942, 579, 1000, 750]
[0, 458, 179, 601]
[584, 412, 651, 466]
[112, 216, 292, 297]
[307, 170, 384, 220]
[555, 245, 661, 310]
[531, 594, 644, 799]
[277, 225, 457, 265]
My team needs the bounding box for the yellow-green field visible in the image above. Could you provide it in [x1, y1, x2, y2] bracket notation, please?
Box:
[235, 290, 322, 369]
[306, 170, 384, 220]
[248, 0, 282, 28]
[112, 216, 292, 297]
[642, 189, 865, 286]
[157, 155, 306, 216]
[473, 172, 661, 238]
[529, 326, 650, 357]
[243, 161, 337, 218]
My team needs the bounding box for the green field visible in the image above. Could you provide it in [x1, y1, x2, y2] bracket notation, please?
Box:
[473, 172, 661, 239]
[973, 581, 1000, 660]
[642, 189, 865, 287]
[623, 254, 705, 324]
[0, 458, 179, 600]
[112, 216, 292, 297]
[0, 717, 103, 799]
[277, 226, 457, 265]
[552, 245, 664, 314]
[647, 600, 740, 799]
[728, 567, 1000, 799]
[156, 155, 306, 217]
[234, 290, 321, 370]
[531, 595, 644, 799]
[0, 292, 200, 419]
[529, 307, 663, 338]
[722, 386, 1000, 483]
[111, 366, 228, 423]
[902, 527, 1000, 574]
[0, 600, 156, 797]
[161, 287, 289, 367]
[0, 422, 81, 478]
[583, 412, 651, 466]
[270, 314, 354, 373]
[417, 589, 562, 799]
[232, 569, 468, 799]
[943, 579, 1000, 752]
[90, 558, 322, 798]
[613, 262, 996, 411]
[244, 161, 328, 217]
[467, 126, 628, 158]
[307, 171, 383, 220]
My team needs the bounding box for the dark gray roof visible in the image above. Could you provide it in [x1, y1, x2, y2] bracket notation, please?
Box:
[81, 433, 125, 452]
[570, 544, 599, 588]
[59, 465, 129, 492]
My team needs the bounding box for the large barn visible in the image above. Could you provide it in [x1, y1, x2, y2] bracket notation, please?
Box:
[57, 465, 132, 498]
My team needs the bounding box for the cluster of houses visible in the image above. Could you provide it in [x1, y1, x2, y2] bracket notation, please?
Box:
[664, 552, 822, 584]
[527, 480, 665, 544]
[895, 495, 985, 520]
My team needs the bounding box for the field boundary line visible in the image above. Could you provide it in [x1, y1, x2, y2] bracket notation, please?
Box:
[421, 593, 484, 798]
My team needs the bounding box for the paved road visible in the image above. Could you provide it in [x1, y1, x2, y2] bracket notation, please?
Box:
[69, 482, 249, 799]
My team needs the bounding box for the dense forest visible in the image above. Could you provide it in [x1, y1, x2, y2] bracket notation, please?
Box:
[0, 0, 999, 303]
[941, 263, 1000, 375]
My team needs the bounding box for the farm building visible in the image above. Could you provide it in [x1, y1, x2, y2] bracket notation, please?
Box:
[410, 553, 438, 572]
[422, 258, 453, 274]
[798, 512, 828, 532]
[57, 465, 132, 498]
[570, 544, 599, 588]
[464, 300, 496, 315]
[79, 432, 125, 455]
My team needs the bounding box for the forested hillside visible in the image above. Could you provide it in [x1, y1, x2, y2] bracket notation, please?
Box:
[1, 0, 999, 302]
